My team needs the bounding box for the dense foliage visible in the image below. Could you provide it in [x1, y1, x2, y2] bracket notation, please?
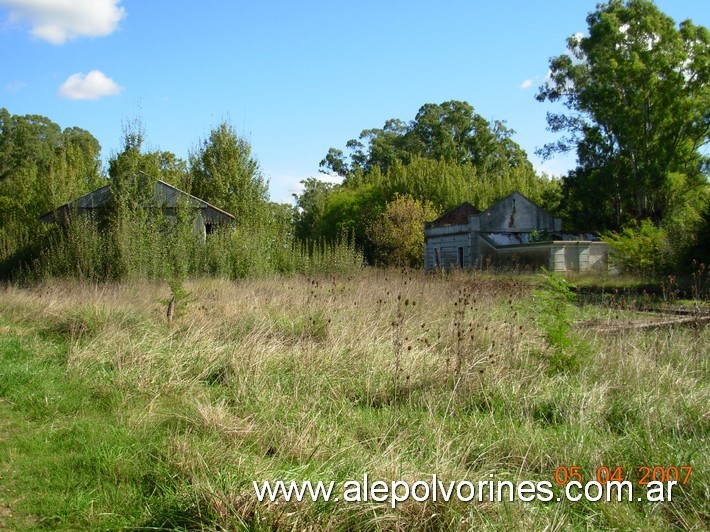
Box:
[366, 194, 437, 268]
[537, 0, 709, 270]
[1, 1, 708, 279]
[297, 100, 560, 262]
[321, 100, 533, 178]
[188, 122, 269, 225]
[0, 109, 103, 274]
[0, 112, 361, 280]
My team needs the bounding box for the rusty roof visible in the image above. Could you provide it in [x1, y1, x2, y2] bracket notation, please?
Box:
[426, 202, 480, 227]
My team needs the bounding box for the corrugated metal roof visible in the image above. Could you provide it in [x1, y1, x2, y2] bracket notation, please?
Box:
[152, 180, 235, 223]
[481, 232, 600, 247]
[484, 232, 530, 246]
[40, 179, 235, 224]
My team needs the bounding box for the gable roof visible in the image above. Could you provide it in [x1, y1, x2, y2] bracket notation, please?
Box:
[39, 179, 235, 224]
[479, 191, 554, 219]
[476, 191, 560, 232]
[426, 201, 480, 228]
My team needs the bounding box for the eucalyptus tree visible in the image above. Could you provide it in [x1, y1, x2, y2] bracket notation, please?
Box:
[321, 100, 534, 180]
[0, 109, 102, 231]
[537, 0, 709, 228]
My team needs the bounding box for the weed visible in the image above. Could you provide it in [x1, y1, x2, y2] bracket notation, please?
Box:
[161, 277, 191, 323]
[0, 272, 706, 530]
[391, 293, 406, 406]
[660, 274, 679, 304]
[532, 271, 588, 374]
[690, 260, 709, 304]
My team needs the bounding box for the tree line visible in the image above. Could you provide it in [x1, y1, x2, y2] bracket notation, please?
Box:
[1, 0, 708, 278]
[0, 114, 360, 281]
[296, 0, 709, 272]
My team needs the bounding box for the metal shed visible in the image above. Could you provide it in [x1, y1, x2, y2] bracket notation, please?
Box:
[39, 179, 235, 238]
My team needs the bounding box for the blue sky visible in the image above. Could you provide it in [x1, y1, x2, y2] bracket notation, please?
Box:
[1, 1, 708, 203]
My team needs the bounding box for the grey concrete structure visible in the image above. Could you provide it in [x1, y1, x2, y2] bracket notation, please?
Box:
[424, 191, 610, 272]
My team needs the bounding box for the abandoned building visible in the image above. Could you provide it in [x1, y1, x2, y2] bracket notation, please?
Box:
[39, 179, 235, 238]
[424, 191, 610, 273]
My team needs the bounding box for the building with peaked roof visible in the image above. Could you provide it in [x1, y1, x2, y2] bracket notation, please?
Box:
[424, 191, 610, 272]
[39, 179, 235, 239]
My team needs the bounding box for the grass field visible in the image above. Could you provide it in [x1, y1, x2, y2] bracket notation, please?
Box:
[0, 270, 707, 530]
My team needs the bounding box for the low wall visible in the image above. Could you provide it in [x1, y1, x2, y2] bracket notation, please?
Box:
[479, 239, 610, 272]
[548, 241, 609, 272]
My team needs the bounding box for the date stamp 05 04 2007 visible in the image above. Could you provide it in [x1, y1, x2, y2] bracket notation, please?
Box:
[553, 465, 693, 487]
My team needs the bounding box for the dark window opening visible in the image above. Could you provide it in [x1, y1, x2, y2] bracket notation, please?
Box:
[458, 247, 464, 268]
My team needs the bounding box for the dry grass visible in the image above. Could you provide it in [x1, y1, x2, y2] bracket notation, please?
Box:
[0, 269, 707, 529]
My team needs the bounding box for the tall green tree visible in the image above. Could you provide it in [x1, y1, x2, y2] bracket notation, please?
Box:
[188, 121, 269, 224]
[0, 109, 102, 230]
[293, 177, 338, 241]
[108, 120, 160, 210]
[537, 0, 709, 228]
[321, 100, 535, 180]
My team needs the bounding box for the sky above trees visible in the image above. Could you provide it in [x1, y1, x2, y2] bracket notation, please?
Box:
[1, 0, 707, 203]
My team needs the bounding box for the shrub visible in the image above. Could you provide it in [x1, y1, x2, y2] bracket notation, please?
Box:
[366, 194, 437, 267]
[532, 271, 587, 374]
[602, 219, 672, 277]
[25, 212, 363, 282]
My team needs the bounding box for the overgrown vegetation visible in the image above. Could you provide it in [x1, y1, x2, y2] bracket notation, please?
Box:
[0, 114, 362, 281]
[0, 2, 708, 530]
[538, 0, 709, 273]
[0, 271, 707, 529]
[31, 210, 362, 282]
[297, 101, 562, 262]
[603, 219, 673, 276]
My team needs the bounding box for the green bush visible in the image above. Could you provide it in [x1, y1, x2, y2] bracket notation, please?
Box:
[603, 219, 672, 277]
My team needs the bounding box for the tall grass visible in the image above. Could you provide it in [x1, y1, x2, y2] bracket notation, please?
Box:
[0, 270, 706, 529]
[7, 210, 363, 282]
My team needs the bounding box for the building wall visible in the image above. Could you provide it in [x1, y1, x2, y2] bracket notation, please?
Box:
[424, 232, 473, 270]
[549, 243, 583, 272]
[425, 239, 610, 273]
[423, 193, 608, 272]
[548, 242, 609, 272]
[587, 243, 609, 271]
[476, 192, 562, 233]
[446, 238, 611, 273]
[479, 240, 551, 270]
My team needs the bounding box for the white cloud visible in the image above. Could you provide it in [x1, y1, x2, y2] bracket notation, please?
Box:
[0, 0, 125, 44]
[519, 79, 533, 89]
[58, 70, 122, 100]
